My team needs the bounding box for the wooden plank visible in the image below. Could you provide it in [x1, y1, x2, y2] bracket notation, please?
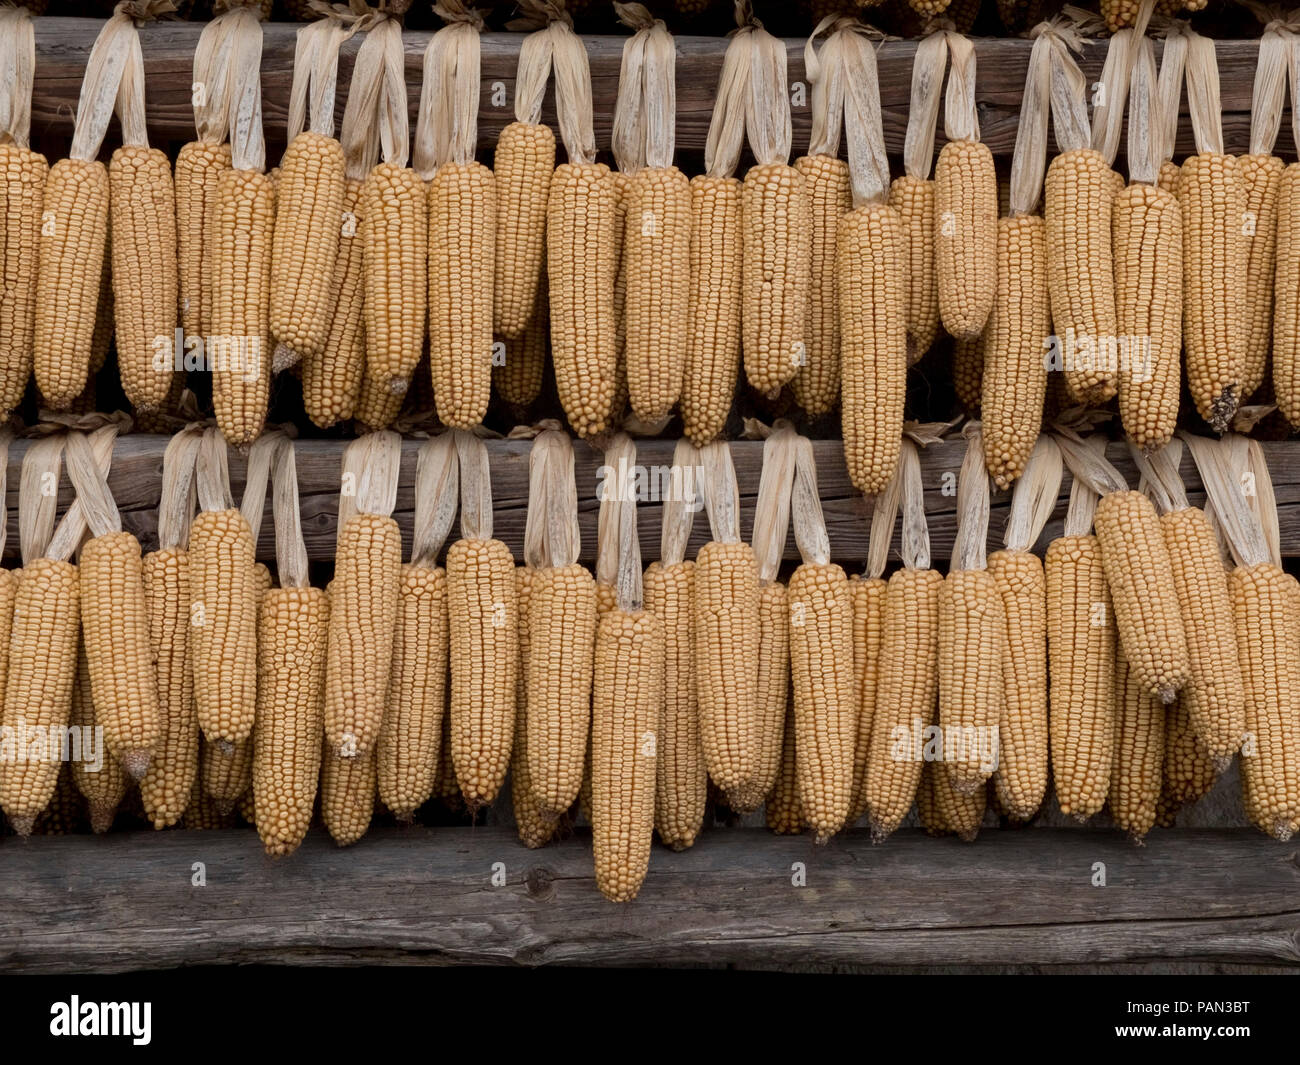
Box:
[6, 434, 1300, 564]
[0, 827, 1296, 972]
[28, 20, 1279, 159]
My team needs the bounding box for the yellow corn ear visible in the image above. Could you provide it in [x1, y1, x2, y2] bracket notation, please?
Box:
[429, 161, 496, 429]
[742, 162, 812, 396]
[1113, 182, 1183, 451]
[174, 140, 231, 342]
[765, 696, 802, 834]
[609, 170, 631, 428]
[1159, 508, 1244, 766]
[792, 155, 850, 414]
[1094, 490, 1191, 703]
[1179, 153, 1244, 431]
[190, 508, 258, 745]
[493, 121, 555, 338]
[1109, 643, 1165, 842]
[953, 332, 984, 414]
[324, 513, 402, 759]
[183, 777, 238, 829]
[211, 168, 275, 448]
[353, 361, 407, 431]
[787, 563, 856, 842]
[79, 531, 162, 778]
[0, 144, 48, 413]
[839, 203, 906, 496]
[494, 277, 548, 409]
[361, 162, 427, 393]
[1160, 696, 1217, 820]
[889, 174, 940, 364]
[0, 570, 19, 738]
[1271, 163, 1300, 428]
[865, 567, 943, 840]
[34, 157, 109, 410]
[1046, 535, 1116, 820]
[982, 215, 1049, 489]
[624, 166, 691, 422]
[89, 247, 114, 376]
[591, 608, 664, 903]
[644, 561, 707, 851]
[447, 537, 519, 810]
[681, 175, 743, 447]
[376, 565, 448, 821]
[1044, 149, 1118, 403]
[748, 580, 790, 813]
[321, 742, 376, 846]
[1157, 161, 1180, 195]
[270, 132, 345, 365]
[938, 568, 1006, 795]
[303, 177, 366, 428]
[1230, 562, 1300, 839]
[548, 162, 618, 438]
[521, 563, 596, 819]
[200, 735, 252, 809]
[109, 146, 178, 412]
[511, 566, 556, 847]
[693, 540, 760, 802]
[934, 140, 997, 340]
[846, 575, 886, 826]
[253, 586, 329, 856]
[68, 642, 128, 833]
[919, 758, 986, 841]
[1238, 154, 1281, 400]
[987, 549, 1049, 821]
[139, 547, 197, 829]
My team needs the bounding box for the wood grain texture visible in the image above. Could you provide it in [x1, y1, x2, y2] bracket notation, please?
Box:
[27, 20, 1278, 159]
[6, 434, 1297, 565]
[0, 827, 1296, 972]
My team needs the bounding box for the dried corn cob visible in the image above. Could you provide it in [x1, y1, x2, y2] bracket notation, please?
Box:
[321, 743, 376, 846]
[494, 119, 555, 337]
[68, 642, 128, 833]
[303, 177, 366, 428]
[1045, 149, 1118, 403]
[1094, 490, 1191, 703]
[935, 139, 997, 340]
[270, 124, 345, 368]
[792, 154, 850, 414]
[982, 214, 1048, 488]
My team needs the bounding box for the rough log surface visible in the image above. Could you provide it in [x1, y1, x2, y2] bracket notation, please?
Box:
[0, 828, 1296, 973]
[28, 21, 1280, 159]
[6, 434, 1295, 564]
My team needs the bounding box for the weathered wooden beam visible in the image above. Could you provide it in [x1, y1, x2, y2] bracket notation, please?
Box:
[6, 434, 1298, 565]
[28, 19, 1281, 159]
[0, 827, 1296, 973]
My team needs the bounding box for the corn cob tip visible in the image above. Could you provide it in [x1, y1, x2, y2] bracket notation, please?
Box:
[1267, 819, 1295, 842]
[388, 376, 409, 396]
[8, 815, 35, 837]
[88, 801, 117, 834]
[869, 820, 897, 845]
[214, 738, 235, 757]
[121, 748, 152, 780]
[1127, 830, 1149, 847]
[272, 342, 301, 375]
[213, 795, 238, 816]
[1208, 387, 1239, 434]
[1157, 686, 1179, 706]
